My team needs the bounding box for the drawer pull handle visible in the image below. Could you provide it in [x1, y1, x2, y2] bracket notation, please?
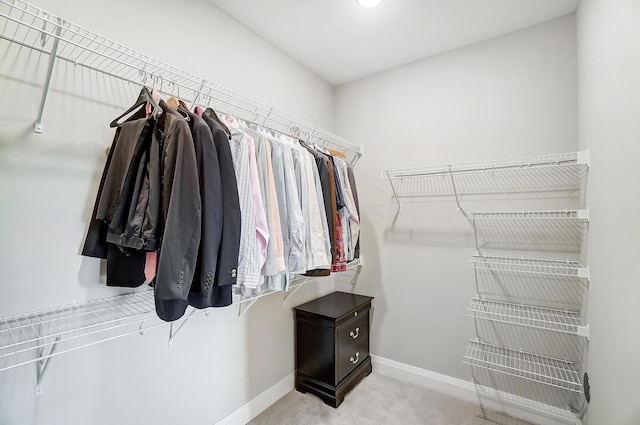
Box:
[349, 328, 360, 339]
[350, 352, 360, 364]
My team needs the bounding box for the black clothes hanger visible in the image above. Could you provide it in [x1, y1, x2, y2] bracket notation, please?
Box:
[110, 87, 162, 128]
[204, 107, 231, 136]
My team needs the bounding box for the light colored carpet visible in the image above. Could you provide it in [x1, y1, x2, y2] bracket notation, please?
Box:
[248, 373, 534, 425]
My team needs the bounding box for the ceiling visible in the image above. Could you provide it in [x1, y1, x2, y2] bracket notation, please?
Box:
[209, 0, 579, 86]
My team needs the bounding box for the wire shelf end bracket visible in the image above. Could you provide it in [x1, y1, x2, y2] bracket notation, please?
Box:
[577, 149, 590, 167]
[33, 16, 62, 134]
[34, 334, 61, 396]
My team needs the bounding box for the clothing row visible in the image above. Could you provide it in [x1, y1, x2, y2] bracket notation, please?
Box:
[82, 88, 360, 322]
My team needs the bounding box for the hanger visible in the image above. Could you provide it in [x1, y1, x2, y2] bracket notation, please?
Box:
[110, 86, 162, 128]
[167, 97, 180, 110]
[175, 99, 192, 121]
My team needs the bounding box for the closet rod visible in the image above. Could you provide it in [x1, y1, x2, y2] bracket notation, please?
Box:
[0, 0, 363, 164]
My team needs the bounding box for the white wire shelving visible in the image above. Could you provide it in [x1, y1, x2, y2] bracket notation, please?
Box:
[0, 0, 362, 164]
[467, 297, 589, 337]
[381, 151, 588, 180]
[469, 209, 589, 254]
[0, 0, 365, 397]
[474, 384, 580, 424]
[380, 150, 591, 419]
[380, 151, 588, 212]
[470, 255, 589, 279]
[470, 209, 589, 221]
[464, 339, 583, 393]
[0, 258, 362, 375]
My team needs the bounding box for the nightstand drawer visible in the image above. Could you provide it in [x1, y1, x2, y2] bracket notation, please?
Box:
[337, 313, 370, 382]
[338, 337, 369, 382]
[337, 313, 369, 346]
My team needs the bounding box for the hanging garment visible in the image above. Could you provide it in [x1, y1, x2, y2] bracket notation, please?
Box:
[84, 99, 202, 321]
[227, 126, 261, 290]
[202, 111, 241, 288]
[279, 137, 306, 274]
[336, 157, 360, 262]
[178, 106, 228, 308]
[96, 118, 155, 251]
[246, 134, 270, 282]
[346, 164, 360, 260]
[152, 101, 202, 321]
[309, 149, 344, 274]
[294, 144, 331, 272]
[325, 154, 348, 272]
[241, 127, 271, 278]
[256, 135, 286, 276]
[332, 155, 353, 261]
[82, 106, 147, 259]
[301, 141, 335, 261]
[261, 136, 288, 290]
[97, 115, 156, 288]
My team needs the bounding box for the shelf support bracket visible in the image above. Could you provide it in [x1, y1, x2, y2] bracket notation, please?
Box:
[350, 257, 364, 288]
[350, 145, 363, 167]
[577, 324, 590, 339]
[35, 335, 61, 396]
[449, 168, 469, 219]
[261, 107, 274, 126]
[283, 283, 306, 305]
[386, 172, 401, 214]
[34, 17, 62, 134]
[168, 309, 197, 348]
[190, 78, 206, 109]
[238, 297, 259, 321]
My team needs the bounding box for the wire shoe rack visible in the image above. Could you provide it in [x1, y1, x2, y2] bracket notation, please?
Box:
[469, 255, 589, 279]
[467, 297, 588, 336]
[382, 150, 590, 422]
[464, 339, 583, 393]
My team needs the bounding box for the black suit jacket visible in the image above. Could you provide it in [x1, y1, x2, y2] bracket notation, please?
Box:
[180, 107, 231, 308]
[203, 111, 241, 289]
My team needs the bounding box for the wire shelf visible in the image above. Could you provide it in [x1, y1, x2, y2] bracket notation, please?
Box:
[0, 0, 362, 163]
[470, 255, 589, 279]
[474, 384, 580, 424]
[469, 210, 589, 254]
[0, 290, 158, 373]
[464, 340, 583, 393]
[471, 210, 589, 221]
[467, 297, 588, 336]
[380, 151, 588, 213]
[381, 151, 588, 180]
[0, 258, 361, 373]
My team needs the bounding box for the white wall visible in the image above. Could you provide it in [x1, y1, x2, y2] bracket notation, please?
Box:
[0, 0, 336, 424]
[577, 0, 640, 423]
[334, 14, 578, 383]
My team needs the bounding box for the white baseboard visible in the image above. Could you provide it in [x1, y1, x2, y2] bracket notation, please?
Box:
[214, 373, 294, 425]
[370, 354, 477, 403]
[371, 355, 580, 425]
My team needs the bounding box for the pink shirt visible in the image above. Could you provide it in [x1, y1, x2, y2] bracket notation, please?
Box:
[247, 136, 270, 278]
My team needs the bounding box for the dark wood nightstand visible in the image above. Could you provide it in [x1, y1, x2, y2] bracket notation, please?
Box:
[293, 291, 374, 408]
